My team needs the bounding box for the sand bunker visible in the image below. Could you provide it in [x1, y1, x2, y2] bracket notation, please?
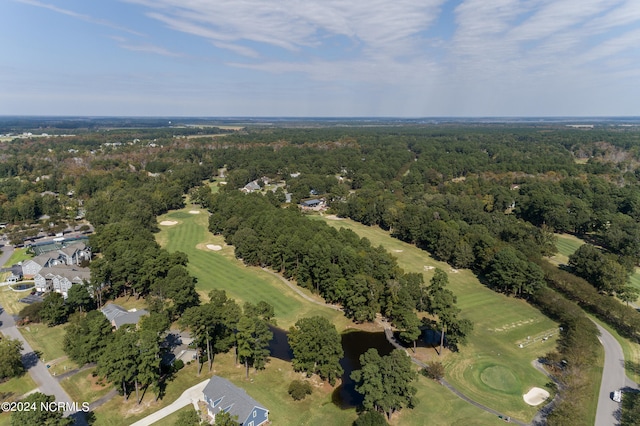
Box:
[523, 387, 550, 406]
[189, 210, 200, 214]
[160, 220, 178, 226]
[393, 249, 404, 253]
[206, 244, 222, 251]
[424, 266, 435, 271]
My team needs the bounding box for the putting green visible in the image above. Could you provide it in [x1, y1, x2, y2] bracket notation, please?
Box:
[480, 365, 521, 394]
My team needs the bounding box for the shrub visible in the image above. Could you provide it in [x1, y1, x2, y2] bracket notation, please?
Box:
[353, 410, 388, 426]
[421, 361, 445, 381]
[18, 302, 43, 323]
[173, 359, 185, 372]
[288, 380, 312, 401]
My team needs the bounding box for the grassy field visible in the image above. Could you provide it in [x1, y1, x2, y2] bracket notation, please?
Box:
[0, 374, 37, 401]
[315, 215, 558, 422]
[549, 233, 584, 266]
[0, 287, 28, 315]
[20, 323, 78, 376]
[60, 367, 112, 406]
[552, 233, 640, 304]
[155, 206, 346, 330]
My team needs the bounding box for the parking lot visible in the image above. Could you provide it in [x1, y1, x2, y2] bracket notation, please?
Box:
[19, 292, 44, 304]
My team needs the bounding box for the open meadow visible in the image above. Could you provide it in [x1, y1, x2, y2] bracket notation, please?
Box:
[315, 215, 559, 422]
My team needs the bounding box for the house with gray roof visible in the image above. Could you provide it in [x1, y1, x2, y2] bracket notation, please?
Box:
[202, 376, 269, 426]
[240, 180, 261, 193]
[34, 267, 91, 298]
[100, 304, 149, 330]
[22, 241, 91, 278]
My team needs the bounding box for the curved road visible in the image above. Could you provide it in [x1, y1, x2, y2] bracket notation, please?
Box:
[593, 321, 637, 426]
[0, 305, 87, 425]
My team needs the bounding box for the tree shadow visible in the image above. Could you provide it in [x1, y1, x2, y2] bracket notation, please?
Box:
[625, 360, 640, 377]
[21, 351, 40, 369]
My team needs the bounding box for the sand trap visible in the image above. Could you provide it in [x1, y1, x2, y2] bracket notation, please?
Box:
[393, 249, 403, 253]
[424, 266, 435, 271]
[523, 387, 550, 406]
[160, 220, 178, 226]
[325, 215, 344, 220]
[206, 244, 222, 251]
[189, 210, 200, 214]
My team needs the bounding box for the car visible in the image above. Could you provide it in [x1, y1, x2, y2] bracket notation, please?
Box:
[612, 390, 622, 402]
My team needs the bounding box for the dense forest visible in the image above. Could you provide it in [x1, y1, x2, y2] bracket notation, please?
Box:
[3, 121, 640, 424]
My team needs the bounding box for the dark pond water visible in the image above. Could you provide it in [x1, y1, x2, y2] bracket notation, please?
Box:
[11, 283, 34, 290]
[268, 327, 395, 408]
[332, 330, 394, 408]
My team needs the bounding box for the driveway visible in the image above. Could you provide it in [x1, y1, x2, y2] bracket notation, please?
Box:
[0, 305, 87, 425]
[129, 379, 210, 426]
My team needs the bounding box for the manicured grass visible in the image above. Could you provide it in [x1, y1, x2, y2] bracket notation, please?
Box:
[20, 323, 70, 364]
[93, 361, 208, 426]
[391, 375, 506, 426]
[315, 215, 558, 422]
[0, 374, 37, 401]
[0, 288, 28, 315]
[549, 233, 584, 266]
[60, 367, 112, 405]
[151, 405, 196, 425]
[1, 247, 32, 268]
[155, 206, 346, 330]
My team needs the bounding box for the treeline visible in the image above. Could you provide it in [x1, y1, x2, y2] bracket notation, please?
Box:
[205, 191, 472, 351]
[539, 261, 640, 343]
[529, 286, 600, 426]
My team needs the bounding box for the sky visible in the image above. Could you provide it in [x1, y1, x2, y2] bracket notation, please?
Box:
[1, 0, 639, 117]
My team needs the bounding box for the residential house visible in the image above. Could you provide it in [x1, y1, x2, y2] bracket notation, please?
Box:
[202, 376, 269, 426]
[22, 241, 91, 278]
[240, 181, 261, 193]
[34, 267, 91, 298]
[100, 304, 149, 330]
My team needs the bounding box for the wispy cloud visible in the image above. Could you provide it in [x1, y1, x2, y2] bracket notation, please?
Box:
[124, 0, 446, 58]
[15, 0, 145, 37]
[109, 36, 183, 57]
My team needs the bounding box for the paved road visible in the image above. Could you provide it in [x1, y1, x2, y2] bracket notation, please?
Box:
[129, 379, 210, 426]
[0, 244, 15, 268]
[0, 305, 87, 425]
[593, 322, 636, 426]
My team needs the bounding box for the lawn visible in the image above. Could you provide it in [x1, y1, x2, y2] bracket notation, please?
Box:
[151, 405, 196, 425]
[0, 374, 37, 401]
[315, 215, 558, 422]
[549, 233, 584, 266]
[19, 323, 78, 375]
[1, 247, 32, 268]
[97, 349, 507, 426]
[60, 367, 112, 406]
[0, 287, 28, 315]
[155, 206, 346, 330]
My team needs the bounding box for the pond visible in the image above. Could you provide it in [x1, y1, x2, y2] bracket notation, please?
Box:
[268, 326, 395, 408]
[333, 330, 394, 408]
[10, 282, 35, 291]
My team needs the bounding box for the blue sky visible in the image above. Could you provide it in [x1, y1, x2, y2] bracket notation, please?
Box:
[2, 0, 640, 116]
